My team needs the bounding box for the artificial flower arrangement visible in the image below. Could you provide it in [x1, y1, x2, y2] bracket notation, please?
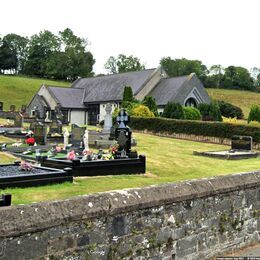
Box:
[55, 146, 62, 153]
[26, 137, 35, 146]
[82, 150, 93, 161]
[19, 161, 33, 171]
[109, 144, 119, 155]
[67, 150, 76, 161]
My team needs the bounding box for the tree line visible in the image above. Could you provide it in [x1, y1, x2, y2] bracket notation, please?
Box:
[1, 28, 260, 91]
[0, 28, 95, 81]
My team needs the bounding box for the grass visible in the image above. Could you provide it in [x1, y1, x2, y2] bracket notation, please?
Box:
[207, 88, 260, 118]
[0, 132, 259, 205]
[0, 75, 69, 110]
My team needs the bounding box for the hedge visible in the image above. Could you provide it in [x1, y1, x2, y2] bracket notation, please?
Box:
[129, 117, 260, 143]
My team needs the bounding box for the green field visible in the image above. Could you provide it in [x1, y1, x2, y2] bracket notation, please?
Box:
[0, 75, 259, 118]
[0, 75, 69, 110]
[1, 132, 259, 205]
[207, 88, 260, 118]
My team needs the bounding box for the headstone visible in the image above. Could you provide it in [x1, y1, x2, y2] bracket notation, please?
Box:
[55, 104, 64, 124]
[34, 124, 47, 145]
[10, 105, 15, 112]
[0, 102, 3, 111]
[115, 109, 132, 154]
[49, 121, 62, 135]
[14, 113, 23, 127]
[20, 105, 27, 114]
[71, 124, 86, 147]
[83, 129, 89, 151]
[231, 135, 252, 151]
[103, 103, 113, 133]
[63, 128, 70, 149]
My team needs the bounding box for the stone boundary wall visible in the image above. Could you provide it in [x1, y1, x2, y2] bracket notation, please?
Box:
[0, 171, 259, 259]
[137, 130, 260, 150]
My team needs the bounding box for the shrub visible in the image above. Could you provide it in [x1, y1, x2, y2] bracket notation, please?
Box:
[129, 117, 260, 143]
[162, 102, 184, 119]
[248, 105, 260, 123]
[198, 102, 222, 121]
[131, 105, 155, 118]
[142, 96, 158, 116]
[217, 100, 244, 119]
[123, 86, 134, 102]
[183, 106, 201, 120]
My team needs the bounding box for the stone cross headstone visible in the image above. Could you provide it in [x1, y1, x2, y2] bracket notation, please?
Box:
[0, 102, 3, 111]
[115, 109, 132, 154]
[71, 124, 86, 147]
[103, 103, 113, 133]
[34, 124, 47, 145]
[10, 105, 15, 112]
[231, 136, 252, 151]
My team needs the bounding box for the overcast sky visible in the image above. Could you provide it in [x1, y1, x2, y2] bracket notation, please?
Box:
[1, 0, 259, 74]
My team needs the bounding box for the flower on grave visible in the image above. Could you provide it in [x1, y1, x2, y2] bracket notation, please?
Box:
[19, 161, 33, 171]
[82, 150, 93, 161]
[26, 137, 35, 146]
[109, 144, 119, 155]
[55, 146, 62, 153]
[67, 150, 76, 161]
[102, 153, 114, 160]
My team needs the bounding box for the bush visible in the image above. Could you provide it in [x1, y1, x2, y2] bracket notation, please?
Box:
[183, 107, 201, 120]
[129, 117, 260, 143]
[131, 105, 155, 118]
[123, 86, 134, 102]
[198, 102, 222, 121]
[217, 100, 244, 119]
[162, 102, 184, 119]
[248, 105, 260, 123]
[142, 96, 158, 116]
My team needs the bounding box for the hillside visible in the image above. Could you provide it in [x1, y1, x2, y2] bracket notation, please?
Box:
[206, 88, 260, 118]
[0, 75, 70, 111]
[0, 75, 259, 118]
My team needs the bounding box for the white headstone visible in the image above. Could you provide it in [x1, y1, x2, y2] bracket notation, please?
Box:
[83, 129, 89, 151]
[103, 103, 113, 133]
[63, 128, 70, 149]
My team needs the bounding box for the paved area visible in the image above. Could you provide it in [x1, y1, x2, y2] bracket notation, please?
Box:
[218, 243, 260, 259]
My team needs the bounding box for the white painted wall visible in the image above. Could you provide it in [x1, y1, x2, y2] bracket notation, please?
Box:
[38, 85, 57, 109]
[99, 103, 119, 122]
[70, 110, 86, 125]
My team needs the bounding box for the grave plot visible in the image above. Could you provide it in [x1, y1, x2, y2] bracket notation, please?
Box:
[194, 135, 259, 160]
[41, 109, 146, 176]
[0, 161, 73, 189]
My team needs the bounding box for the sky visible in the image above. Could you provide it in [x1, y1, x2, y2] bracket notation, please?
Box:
[1, 0, 260, 74]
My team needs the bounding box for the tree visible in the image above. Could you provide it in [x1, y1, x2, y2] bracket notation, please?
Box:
[24, 30, 60, 77]
[142, 96, 158, 116]
[131, 105, 155, 118]
[3, 33, 29, 73]
[0, 40, 18, 72]
[160, 57, 208, 84]
[105, 54, 145, 74]
[122, 86, 134, 102]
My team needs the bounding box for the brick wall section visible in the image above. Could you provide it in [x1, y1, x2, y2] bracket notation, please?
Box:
[0, 171, 259, 259]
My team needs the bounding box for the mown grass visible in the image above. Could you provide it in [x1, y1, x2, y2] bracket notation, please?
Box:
[0, 132, 259, 205]
[207, 88, 260, 118]
[0, 75, 69, 110]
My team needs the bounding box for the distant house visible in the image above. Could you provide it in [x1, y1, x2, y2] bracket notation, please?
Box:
[27, 67, 211, 125]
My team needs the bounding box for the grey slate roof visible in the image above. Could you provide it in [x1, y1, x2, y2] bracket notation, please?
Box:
[148, 75, 189, 106]
[71, 69, 156, 103]
[47, 86, 85, 108]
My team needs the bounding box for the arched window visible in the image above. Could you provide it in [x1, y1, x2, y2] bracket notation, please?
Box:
[185, 98, 197, 107]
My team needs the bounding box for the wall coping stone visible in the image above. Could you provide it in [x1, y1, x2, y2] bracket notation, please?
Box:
[0, 170, 259, 238]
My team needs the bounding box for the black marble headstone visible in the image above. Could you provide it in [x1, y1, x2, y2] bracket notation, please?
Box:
[115, 109, 132, 153]
[34, 124, 47, 145]
[0, 102, 3, 111]
[49, 120, 62, 135]
[231, 135, 252, 151]
[10, 105, 15, 112]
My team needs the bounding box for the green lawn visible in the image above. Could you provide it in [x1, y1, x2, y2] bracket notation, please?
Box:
[0, 132, 259, 205]
[207, 88, 260, 118]
[0, 75, 69, 110]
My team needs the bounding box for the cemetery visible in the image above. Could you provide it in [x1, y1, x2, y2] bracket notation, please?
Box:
[0, 161, 73, 189]
[194, 135, 260, 159]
